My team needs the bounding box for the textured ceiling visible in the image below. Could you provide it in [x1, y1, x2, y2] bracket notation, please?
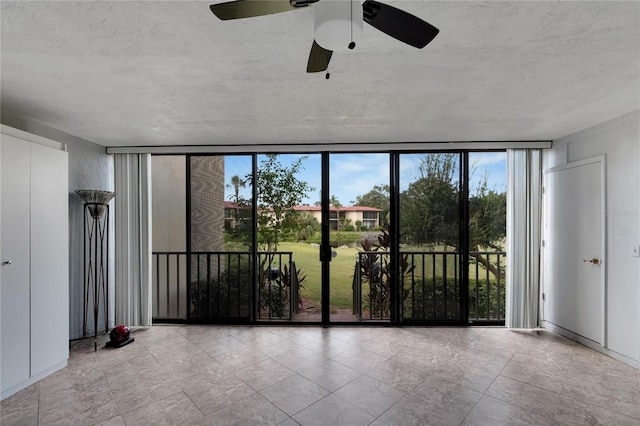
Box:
[1, 1, 639, 148]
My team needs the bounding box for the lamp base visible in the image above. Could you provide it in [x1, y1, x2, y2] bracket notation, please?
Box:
[105, 337, 135, 348]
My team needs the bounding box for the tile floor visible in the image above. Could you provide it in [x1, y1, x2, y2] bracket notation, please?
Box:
[2, 325, 639, 425]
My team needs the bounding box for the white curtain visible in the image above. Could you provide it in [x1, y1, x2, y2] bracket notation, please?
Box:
[114, 154, 152, 327]
[505, 149, 542, 328]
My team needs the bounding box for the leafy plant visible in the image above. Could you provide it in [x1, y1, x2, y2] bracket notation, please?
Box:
[258, 260, 306, 318]
[358, 225, 415, 319]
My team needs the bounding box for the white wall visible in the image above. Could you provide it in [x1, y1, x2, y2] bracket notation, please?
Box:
[67, 136, 114, 339]
[544, 110, 640, 364]
[0, 117, 114, 340]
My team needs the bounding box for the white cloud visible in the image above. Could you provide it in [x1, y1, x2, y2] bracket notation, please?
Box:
[330, 154, 390, 204]
[470, 152, 506, 168]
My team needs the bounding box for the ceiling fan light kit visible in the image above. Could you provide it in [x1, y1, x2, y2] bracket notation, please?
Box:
[209, 0, 439, 75]
[314, 0, 363, 51]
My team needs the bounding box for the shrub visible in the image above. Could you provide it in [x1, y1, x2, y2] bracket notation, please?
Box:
[190, 256, 252, 320]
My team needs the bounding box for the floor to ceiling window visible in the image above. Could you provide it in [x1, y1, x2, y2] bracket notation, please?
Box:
[254, 153, 320, 321]
[189, 155, 254, 323]
[150, 150, 506, 325]
[398, 153, 464, 323]
[329, 153, 390, 323]
[468, 151, 507, 323]
[151, 155, 187, 321]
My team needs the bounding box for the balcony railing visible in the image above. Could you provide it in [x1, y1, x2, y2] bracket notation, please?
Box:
[153, 250, 505, 323]
[256, 252, 296, 320]
[190, 251, 253, 321]
[152, 252, 187, 321]
[152, 251, 298, 322]
[468, 251, 506, 321]
[353, 251, 506, 322]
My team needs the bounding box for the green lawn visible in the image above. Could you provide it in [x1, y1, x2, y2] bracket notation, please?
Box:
[277, 242, 359, 309]
[284, 241, 460, 299]
[229, 236, 505, 312]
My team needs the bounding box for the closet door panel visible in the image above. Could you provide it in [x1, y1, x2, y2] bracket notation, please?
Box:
[30, 143, 69, 376]
[0, 137, 31, 392]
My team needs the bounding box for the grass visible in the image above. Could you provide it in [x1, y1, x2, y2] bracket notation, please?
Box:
[279, 241, 501, 310]
[276, 242, 359, 309]
[225, 236, 505, 311]
[306, 231, 371, 246]
[223, 239, 362, 309]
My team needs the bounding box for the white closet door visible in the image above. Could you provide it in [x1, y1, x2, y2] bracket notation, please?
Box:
[0, 136, 31, 392]
[543, 157, 605, 344]
[30, 142, 69, 376]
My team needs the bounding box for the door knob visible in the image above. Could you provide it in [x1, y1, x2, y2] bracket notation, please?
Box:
[2, 260, 12, 265]
[582, 258, 600, 265]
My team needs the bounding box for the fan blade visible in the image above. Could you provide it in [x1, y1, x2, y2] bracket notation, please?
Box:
[307, 40, 333, 73]
[362, 0, 439, 48]
[210, 0, 297, 20]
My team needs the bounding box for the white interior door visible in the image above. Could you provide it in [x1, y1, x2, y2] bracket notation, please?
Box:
[543, 156, 605, 344]
[30, 142, 69, 376]
[0, 136, 31, 392]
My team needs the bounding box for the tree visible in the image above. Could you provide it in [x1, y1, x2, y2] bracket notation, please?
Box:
[250, 154, 315, 251]
[249, 154, 315, 317]
[226, 175, 246, 224]
[400, 154, 459, 248]
[354, 185, 390, 226]
[293, 213, 319, 241]
[330, 195, 342, 231]
[399, 153, 506, 279]
[468, 172, 506, 277]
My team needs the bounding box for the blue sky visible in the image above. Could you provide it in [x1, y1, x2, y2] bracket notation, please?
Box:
[224, 152, 506, 205]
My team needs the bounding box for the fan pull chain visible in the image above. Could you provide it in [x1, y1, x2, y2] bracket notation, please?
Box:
[348, 0, 356, 50]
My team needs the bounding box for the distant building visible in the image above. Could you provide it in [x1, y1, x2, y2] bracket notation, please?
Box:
[293, 205, 381, 230]
[224, 201, 251, 230]
[223, 203, 382, 230]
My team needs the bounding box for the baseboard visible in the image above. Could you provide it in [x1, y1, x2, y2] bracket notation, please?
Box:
[1, 359, 68, 401]
[542, 320, 639, 370]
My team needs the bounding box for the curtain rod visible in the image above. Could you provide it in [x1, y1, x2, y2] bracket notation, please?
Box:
[107, 140, 552, 154]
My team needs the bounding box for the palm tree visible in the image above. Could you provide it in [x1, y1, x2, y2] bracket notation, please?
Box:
[226, 175, 246, 224]
[330, 195, 341, 231]
[296, 213, 319, 241]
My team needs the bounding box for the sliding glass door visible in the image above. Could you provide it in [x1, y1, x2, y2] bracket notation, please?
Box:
[189, 155, 253, 322]
[467, 152, 507, 322]
[398, 153, 465, 323]
[254, 154, 322, 322]
[329, 153, 390, 323]
[150, 150, 506, 325]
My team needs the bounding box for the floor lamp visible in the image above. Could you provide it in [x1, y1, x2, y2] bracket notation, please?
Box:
[76, 190, 116, 351]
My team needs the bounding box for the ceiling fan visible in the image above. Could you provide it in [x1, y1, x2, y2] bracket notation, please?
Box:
[209, 0, 439, 76]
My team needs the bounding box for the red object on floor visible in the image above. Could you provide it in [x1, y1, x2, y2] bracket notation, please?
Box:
[109, 325, 130, 344]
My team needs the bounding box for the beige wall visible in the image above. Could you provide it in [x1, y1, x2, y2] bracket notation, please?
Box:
[298, 208, 379, 229]
[190, 157, 225, 252]
[152, 156, 226, 253]
[152, 156, 186, 252]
